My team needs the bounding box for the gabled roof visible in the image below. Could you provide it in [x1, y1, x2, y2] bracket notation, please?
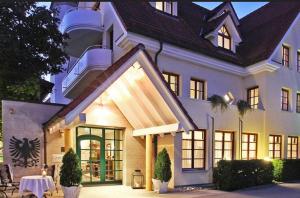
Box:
[113, 0, 243, 65]
[112, 1, 300, 67]
[203, 11, 230, 35]
[208, 2, 239, 25]
[238, 2, 300, 65]
[44, 44, 198, 130]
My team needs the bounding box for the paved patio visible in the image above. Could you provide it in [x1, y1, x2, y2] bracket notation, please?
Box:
[79, 182, 300, 198]
[12, 182, 300, 198]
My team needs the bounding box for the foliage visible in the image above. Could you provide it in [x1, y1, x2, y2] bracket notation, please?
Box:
[154, 148, 172, 182]
[272, 159, 300, 182]
[213, 160, 273, 191]
[0, 0, 68, 101]
[207, 94, 228, 112]
[0, 101, 2, 142]
[237, 100, 252, 117]
[60, 149, 82, 187]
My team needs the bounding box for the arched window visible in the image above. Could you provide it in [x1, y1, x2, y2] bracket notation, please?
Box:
[218, 25, 231, 50]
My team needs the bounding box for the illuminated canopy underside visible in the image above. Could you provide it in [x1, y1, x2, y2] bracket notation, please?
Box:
[83, 62, 181, 136]
[51, 48, 197, 135]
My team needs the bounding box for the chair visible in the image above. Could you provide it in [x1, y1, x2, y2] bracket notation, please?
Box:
[47, 165, 58, 194]
[0, 164, 19, 197]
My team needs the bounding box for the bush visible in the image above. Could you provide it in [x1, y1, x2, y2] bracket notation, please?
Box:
[214, 160, 273, 191]
[273, 159, 300, 182]
[154, 148, 172, 182]
[60, 149, 82, 187]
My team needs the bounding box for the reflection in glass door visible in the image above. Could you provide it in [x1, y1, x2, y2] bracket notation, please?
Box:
[78, 136, 104, 183]
[76, 127, 123, 184]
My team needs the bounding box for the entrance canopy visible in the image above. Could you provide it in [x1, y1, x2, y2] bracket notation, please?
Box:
[45, 44, 197, 136]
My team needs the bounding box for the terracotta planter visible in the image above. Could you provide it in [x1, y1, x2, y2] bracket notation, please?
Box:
[61, 185, 82, 198]
[152, 178, 168, 193]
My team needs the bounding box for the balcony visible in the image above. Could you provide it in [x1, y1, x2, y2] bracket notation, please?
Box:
[62, 45, 112, 98]
[60, 8, 104, 57]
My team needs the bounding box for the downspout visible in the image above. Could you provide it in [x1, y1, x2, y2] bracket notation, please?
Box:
[239, 118, 243, 159]
[210, 116, 215, 168]
[43, 128, 47, 165]
[155, 40, 163, 64]
[153, 40, 163, 160]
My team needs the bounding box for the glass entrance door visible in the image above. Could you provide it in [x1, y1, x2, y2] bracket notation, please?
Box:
[76, 127, 123, 184]
[78, 136, 105, 183]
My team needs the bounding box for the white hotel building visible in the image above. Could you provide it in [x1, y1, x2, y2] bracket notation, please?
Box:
[3, 1, 300, 189]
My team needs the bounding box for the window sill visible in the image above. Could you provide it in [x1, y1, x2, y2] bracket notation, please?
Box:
[182, 168, 207, 173]
[189, 98, 206, 101]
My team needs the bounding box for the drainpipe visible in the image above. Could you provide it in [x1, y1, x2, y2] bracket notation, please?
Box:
[208, 115, 215, 168]
[153, 40, 163, 161]
[154, 40, 163, 65]
[239, 118, 243, 159]
[43, 128, 47, 165]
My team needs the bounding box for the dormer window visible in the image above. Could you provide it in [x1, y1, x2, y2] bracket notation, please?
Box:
[154, 1, 177, 16]
[218, 25, 231, 50]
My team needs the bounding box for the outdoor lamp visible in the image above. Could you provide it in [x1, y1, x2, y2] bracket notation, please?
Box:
[41, 164, 48, 177]
[131, 169, 144, 189]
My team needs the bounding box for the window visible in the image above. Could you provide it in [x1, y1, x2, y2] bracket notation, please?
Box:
[281, 88, 289, 111]
[163, 72, 179, 96]
[190, 79, 205, 100]
[297, 93, 300, 113]
[155, 1, 176, 15]
[109, 27, 114, 50]
[282, 45, 289, 67]
[182, 131, 205, 169]
[218, 25, 231, 50]
[297, 51, 300, 72]
[288, 136, 298, 159]
[214, 131, 234, 166]
[247, 87, 259, 109]
[269, 135, 282, 159]
[242, 133, 257, 160]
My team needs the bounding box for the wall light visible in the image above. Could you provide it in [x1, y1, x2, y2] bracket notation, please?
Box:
[224, 92, 234, 104]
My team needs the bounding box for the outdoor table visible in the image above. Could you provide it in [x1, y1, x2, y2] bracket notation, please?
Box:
[19, 175, 55, 198]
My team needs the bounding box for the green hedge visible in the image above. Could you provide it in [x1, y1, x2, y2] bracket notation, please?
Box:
[273, 159, 300, 182]
[213, 160, 273, 191]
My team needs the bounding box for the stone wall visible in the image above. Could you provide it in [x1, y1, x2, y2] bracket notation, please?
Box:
[2, 100, 63, 179]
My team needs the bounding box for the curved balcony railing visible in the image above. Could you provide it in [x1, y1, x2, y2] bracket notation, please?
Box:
[60, 7, 103, 34]
[62, 45, 112, 93]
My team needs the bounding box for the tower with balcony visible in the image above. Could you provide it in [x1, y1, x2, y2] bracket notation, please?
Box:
[50, 2, 113, 102]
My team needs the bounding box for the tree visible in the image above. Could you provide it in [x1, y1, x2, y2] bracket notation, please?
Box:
[154, 148, 172, 182]
[0, 0, 68, 101]
[0, 0, 68, 159]
[60, 149, 82, 187]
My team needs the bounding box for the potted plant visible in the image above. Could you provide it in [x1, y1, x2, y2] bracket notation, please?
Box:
[237, 100, 252, 117]
[60, 149, 82, 198]
[208, 94, 228, 112]
[152, 148, 172, 193]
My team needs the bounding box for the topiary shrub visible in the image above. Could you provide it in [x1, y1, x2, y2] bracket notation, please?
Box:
[60, 149, 82, 187]
[273, 159, 300, 182]
[154, 148, 172, 182]
[214, 160, 273, 191]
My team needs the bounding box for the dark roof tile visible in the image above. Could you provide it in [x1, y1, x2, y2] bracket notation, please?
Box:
[112, 1, 300, 67]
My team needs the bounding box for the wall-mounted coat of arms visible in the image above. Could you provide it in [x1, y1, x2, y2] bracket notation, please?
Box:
[9, 136, 40, 168]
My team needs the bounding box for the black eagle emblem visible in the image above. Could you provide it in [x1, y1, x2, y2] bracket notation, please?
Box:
[9, 136, 40, 168]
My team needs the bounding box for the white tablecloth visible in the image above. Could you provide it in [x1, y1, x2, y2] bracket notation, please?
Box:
[19, 175, 55, 198]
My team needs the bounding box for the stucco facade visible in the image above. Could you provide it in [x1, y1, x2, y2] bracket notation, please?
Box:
[3, 1, 300, 190]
